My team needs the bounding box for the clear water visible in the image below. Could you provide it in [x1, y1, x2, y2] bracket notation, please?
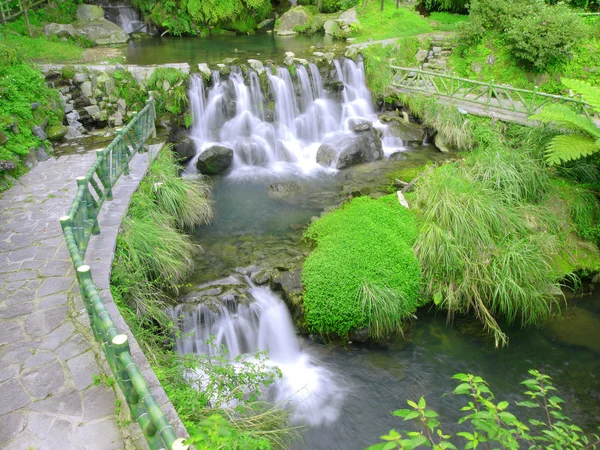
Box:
[123, 33, 335, 66]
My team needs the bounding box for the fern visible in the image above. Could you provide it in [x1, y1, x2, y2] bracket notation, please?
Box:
[529, 78, 600, 166]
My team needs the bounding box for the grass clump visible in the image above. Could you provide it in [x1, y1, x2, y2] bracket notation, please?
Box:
[302, 195, 423, 338]
[111, 145, 212, 318]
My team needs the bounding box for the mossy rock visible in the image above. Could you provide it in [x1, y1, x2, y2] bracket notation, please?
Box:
[46, 125, 69, 142]
[61, 65, 75, 80]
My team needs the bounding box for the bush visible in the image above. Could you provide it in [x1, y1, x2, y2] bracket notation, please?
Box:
[302, 195, 423, 338]
[506, 4, 585, 70]
[369, 370, 600, 449]
[422, 0, 468, 13]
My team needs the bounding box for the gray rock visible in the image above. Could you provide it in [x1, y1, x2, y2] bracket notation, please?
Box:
[324, 20, 340, 36]
[275, 6, 311, 36]
[73, 72, 88, 83]
[268, 181, 301, 199]
[284, 51, 295, 66]
[31, 102, 40, 110]
[36, 145, 50, 162]
[198, 63, 212, 79]
[76, 4, 104, 20]
[196, 145, 234, 174]
[434, 132, 453, 153]
[352, 120, 373, 133]
[387, 119, 425, 143]
[486, 54, 497, 65]
[73, 18, 130, 46]
[81, 81, 93, 98]
[339, 7, 359, 26]
[25, 148, 38, 169]
[415, 49, 428, 63]
[104, 78, 117, 96]
[318, 127, 383, 170]
[32, 126, 47, 141]
[173, 137, 196, 163]
[270, 267, 303, 309]
[84, 105, 101, 118]
[471, 61, 482, 74]
[116, 98, 127, 112]
[389, 151, 407, 161]
[0, 160, 17, 171]
[247, 59, 264, 74]
[43, 23, 76, 38]
[257, 18, 275, 29]
[316, 144, 338, 167]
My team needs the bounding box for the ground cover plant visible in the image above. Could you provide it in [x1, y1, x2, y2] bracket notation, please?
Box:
[302, 195, 423, 338]
[369, 370, 600, 449]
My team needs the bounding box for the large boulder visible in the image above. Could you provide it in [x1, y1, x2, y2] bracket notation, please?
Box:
[317, 124, 383, 169]
[275, 6, 311, 36]
[46, 125, 69, 142]
[76, 4, 105, 20]
[386, 119, 425, 143]
[196, 145, 234, 174]
[43, 23, 76, 38]
[173, 137, 197, 163]
[73, 18, 130, 45]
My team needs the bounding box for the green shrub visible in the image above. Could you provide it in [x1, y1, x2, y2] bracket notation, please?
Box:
[506, 5, 585, 70]
[422, 0, 468, 13]
[362, 38, 421, 94]
[369, 370, 600, 449]
[302, 195, 422, 338]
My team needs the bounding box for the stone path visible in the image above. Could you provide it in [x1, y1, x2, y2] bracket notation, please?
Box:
[0, 146, 185, 449]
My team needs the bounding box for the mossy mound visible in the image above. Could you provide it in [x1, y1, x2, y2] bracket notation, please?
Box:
[302, 195, 423, 338]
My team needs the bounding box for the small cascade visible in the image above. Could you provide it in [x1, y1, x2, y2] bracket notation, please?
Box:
[188, 58, 406, 176]
[98, 0, 150, 34]
[171, 284, 345, 425]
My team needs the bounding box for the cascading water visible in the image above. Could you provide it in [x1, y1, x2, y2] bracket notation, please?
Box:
[98, 0, 149, 34]
[171, 283, 345, 426]
[188, 58, 405, 176]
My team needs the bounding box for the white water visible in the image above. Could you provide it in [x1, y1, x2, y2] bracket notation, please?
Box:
[100, 1, 148, 34]
[188, 58, 405, 177]
[172, 284, 345, 426]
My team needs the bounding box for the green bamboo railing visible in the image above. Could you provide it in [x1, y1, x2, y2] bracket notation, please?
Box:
[60, 98, 187, 450]
[389, 65, 594, 120]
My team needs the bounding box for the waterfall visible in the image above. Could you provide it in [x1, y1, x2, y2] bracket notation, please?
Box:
[99, 0, 149, 34]
[171, 284, 345, 425]
[188, 58, 406, 176]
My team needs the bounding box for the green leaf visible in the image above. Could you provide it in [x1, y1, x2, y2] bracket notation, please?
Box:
[454, 383, 471, 395]
[418, 397, 426, 409]
[407, 400, 419, 409]
[497, 401, 509, 411]
[403, 411, 420, 421]
[434, 290, 443, 305]
[545, 133, 599, 165]
[516, 400, 540, 408]
[393, 409, 412, 418]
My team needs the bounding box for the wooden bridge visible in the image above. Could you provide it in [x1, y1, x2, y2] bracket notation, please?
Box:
[389, 65, 597, 125]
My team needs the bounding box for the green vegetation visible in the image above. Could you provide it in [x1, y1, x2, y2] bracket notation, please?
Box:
[0, 33, 85, 63]
[132, 0, 272, 36]
[111, 146, 212, 318]
[302, 195, 423, 338]
[422, 0, 468, 13]
[0, 43, 62, 190]
[531, 78, 600, 165]
[369, 370, 600, 449]
[147, 68, 190, 116]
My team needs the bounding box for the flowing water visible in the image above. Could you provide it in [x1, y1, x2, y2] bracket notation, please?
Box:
[187, 58, 404, 177]
[173, 54, 600, 449]
[99, 0, 149, 34]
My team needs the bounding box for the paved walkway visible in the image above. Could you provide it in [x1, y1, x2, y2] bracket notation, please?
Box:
[0, 146, 184, 449]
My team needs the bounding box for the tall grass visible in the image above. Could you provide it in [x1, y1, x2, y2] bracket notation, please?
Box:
[111, 145, 212, 319]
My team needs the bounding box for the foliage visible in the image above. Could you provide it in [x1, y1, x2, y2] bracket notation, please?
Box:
[506, 4, 586, 70]
[397, 94, 474, 150]
[362, 38, 421, 94]
[0, 49, 62, 190]
[0, 30, 85, 63]
[427, 12, 469, 31]
[351, 0, 432, 43]
[147, 68, 190, 115]
[111, 146, 212, 317]
[422, 0, 468, 13]
[530, 78, 600, 165]
[368, 370, 600, 449]
[302, 195, 422, 338]
[133, 0, 271, 36]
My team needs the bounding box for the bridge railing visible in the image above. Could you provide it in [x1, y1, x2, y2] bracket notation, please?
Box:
[390, 65, 594, 120]
[60, 98, 186, 450]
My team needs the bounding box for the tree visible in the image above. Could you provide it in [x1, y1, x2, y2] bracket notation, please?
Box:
[530, 78, 600, 166]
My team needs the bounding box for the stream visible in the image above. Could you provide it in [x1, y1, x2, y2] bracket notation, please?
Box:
[157, 48, 600, 448]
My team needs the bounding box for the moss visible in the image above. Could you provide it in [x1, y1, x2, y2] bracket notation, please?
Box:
[302, 195, 423, 338]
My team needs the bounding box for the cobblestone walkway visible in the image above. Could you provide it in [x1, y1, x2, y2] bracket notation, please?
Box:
[0, 149, 158, 449]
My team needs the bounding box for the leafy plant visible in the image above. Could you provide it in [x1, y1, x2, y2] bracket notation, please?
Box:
[530, 78, 600, 165]
[302, 195, 422, 338]
[368, 370, 600, 449]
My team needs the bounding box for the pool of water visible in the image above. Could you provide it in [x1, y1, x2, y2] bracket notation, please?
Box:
[124, 33, 337, 66]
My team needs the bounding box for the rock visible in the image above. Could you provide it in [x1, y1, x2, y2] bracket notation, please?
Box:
[325, 79, 344, 92]
[318, 128, 383, 170]
[222, 57, 239, 65]
[486, 54, 497, 65]
[434, 133, 453, 153]
[284, 51, 295, 66]
[352, 121, 373, 133]
[0, 160, 17, 171]
[275, 6, 311, 36]
[76, 4, 104, 20]
[116, 98, 126, 112]
[25, 148, 37, 168]
[36, 145, 50, 162]
[257, 18, 275, 29]
[73, 72, 88, 83]
[173, 137, 196, 163]
[43, 23, 76, 38]
[268, 181, 301, 199]
[46, 125, 68, 142]
[415, 49, 428, 63]
[32, 126, 47, 141]
[316, 144, 338, 167]
[196, 145, 234, 174]
[31, 102, 40, 110]
[339, 7, 359, 26]
[270, 268, 303, 308]
[104, 78, 117, 96]
[73, 18, 130, 45]
[389, 151, 407, 162]
[84, 105, 101, 117]
[471, 61, 482, 74]
[345, 46, 359, 59]
[109, 112, 123, 127]
[80, 81, 93, 98]
[247, 59, 264, 74]
[0, 130, 8, 146]
[198, 63, 211, 79]
[324, 19, 340, 36]
[432, 46, 442, 54]
[386, 119, 425, 143]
